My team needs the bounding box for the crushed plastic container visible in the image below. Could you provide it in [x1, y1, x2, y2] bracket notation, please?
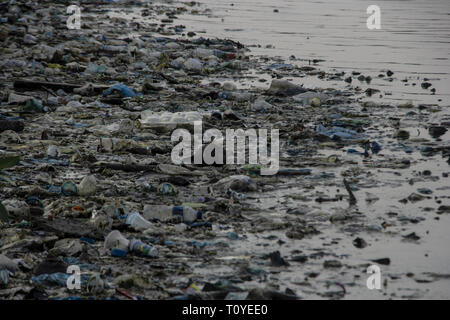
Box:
[143, 205, 202, 224]
[126, 212, 153, 231]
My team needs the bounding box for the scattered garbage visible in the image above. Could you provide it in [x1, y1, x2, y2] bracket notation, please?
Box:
[129, 239, 158, 257]
[0, 0, 448, 301]
[267, 79, 307, 96]
[143, 205, 202, 224]
[126, 212, 153, 231]
[103, 84, 137, 98]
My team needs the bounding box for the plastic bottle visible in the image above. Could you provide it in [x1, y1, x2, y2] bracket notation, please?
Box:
[104, 230, 129, 251]
[220, 91, 252, 102]
[129, 239, 158, 257]
[126, 212, 152, 231]
[102, 45, 128, 53]
[143, 205, 202, 224]
[0, 269, 8, 286]
[213, 49, 236, 60]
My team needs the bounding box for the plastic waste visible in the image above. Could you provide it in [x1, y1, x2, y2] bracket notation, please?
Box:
[104, 230, 130, 251]
[143, 205, 202, 224]
[371, 141, 382, 154]
[129, 239, 158, 257]
[111, 248, 127, 257]
[25, 98, 47, 113]
[103, 84, 136, 98]
[184, 58, 203, 72]
[101, 45, 128, 53]
[220, 91, 252, 102]
[78, 175, 97, 196]
[126, 212, 153, 231]
[47, 145, 60, 158]
[61, 182, 77, 196]
[0, 254, 19, 272]
[227, 188, 245, 200]
[215, 175, 257, 192]
[194, 48, 214, 58]
[293, 91, 329, 106]
[158, 183, 178, 195]
[0, 269, 8, 286]
[87, 62, 107, 74]
[222, 82, 237, 91]
[0, 59, 27, 69]
[316, 124, 364, 140]
[86, 274, 105, 294]
[251, 97, 272, 112]
[1, 200, 28, 219]
[267, 79, 306, 96]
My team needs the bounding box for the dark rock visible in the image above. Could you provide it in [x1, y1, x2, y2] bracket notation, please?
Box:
[268, 251, 290, 267]
[352, 237, 367, 249]
[323, 260, 342, 268]
[370, 258, 390, 265]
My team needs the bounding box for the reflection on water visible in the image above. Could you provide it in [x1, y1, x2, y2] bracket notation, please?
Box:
[177, 0, 450, 104]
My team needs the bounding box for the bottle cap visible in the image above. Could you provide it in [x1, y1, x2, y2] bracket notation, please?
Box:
[110, 248, 127, 257]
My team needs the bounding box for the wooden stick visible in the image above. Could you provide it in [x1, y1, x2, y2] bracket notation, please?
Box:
[343, 178, 357, 205]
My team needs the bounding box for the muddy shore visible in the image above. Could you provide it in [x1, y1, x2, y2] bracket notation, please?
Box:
[0, 0, 449, 300]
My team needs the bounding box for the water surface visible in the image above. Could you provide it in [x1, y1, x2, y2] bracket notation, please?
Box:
[177, 0, 450, 104]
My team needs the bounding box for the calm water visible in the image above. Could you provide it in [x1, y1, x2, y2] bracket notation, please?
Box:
[177, 0, 450, 104]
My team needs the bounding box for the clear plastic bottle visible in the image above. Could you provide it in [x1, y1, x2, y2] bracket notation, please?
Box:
[126, 212, 152, 231]
[143, 205, 202, 224]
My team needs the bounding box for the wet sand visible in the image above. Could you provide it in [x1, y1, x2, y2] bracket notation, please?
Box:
[171, 0, 450, 299]
[1, 0, 449, 300]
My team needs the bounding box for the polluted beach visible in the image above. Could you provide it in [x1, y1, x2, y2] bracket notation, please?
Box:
[0, 0, 449, 302]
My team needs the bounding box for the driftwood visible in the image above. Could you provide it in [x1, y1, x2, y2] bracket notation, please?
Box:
[91, 162, 157, 173]
[343, 178, 357, 205]
[13, 80, 108, 93]
[0, 120, 24, 133]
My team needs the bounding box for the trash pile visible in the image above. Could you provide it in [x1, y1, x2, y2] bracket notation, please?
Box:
[0, 0, 449, 300]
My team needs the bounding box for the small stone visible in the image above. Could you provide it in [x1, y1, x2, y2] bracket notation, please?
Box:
[417, 188, 433, 195]
[437, 205, 450, 214]
[421, 82, 432, 89]
[370, 258, 390, 265]
[353, 237, 367, 249]
[268, 251, 289, 267]
[407, 193, 426, 202]
[291, 255, 308, 263]
[396, 130, 410, 140]
[323, 260, 342, 268]
[403, 232, 421, 241]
